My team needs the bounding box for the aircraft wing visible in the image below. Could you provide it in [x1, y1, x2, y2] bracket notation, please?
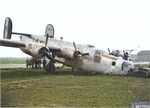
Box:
[0, 38, 61, 63]
[0, 39, 61, 51]
[0, 39, 26, 48]
[47, 45, 61, 52]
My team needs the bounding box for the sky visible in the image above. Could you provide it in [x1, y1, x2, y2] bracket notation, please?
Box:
[0, 0, 150, 57]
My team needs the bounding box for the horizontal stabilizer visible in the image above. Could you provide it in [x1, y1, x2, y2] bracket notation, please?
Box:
[12, 32, 31, 37]
[3, 17, 32, 39]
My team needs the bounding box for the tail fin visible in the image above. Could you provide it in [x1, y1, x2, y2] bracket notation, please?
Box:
[45, 24, 54, 38]
[3, 17, 12, 39]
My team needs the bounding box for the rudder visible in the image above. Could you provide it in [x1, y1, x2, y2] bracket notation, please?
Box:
[3, 17, 12, 39]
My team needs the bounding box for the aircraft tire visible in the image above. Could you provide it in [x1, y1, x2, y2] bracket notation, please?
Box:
[46, 62, 55, 74]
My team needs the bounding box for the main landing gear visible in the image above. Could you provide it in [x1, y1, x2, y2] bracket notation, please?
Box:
[128, 68, 150, 78]
[45, 61, 55, 74]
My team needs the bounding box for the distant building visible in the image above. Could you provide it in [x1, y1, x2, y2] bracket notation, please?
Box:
[137, 50, 150, 61]
[129, 54, 137, 61]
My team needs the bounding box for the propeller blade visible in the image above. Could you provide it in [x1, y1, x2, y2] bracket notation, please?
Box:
[82, 53, 89, 56]
[112, 51, 115, 55]
[107, 48, 111, 54]
[73, 42, 77, 51]
[73, 42, 80, 59]
[46, 54, 56, 63]
[123, 50, 126, 54]
[73, 51, 79, 59]
[129, 49, 133, 54]
[30, 54, 43, 63]
[114, 51, 119, 56]
[45, 34, 49, 47]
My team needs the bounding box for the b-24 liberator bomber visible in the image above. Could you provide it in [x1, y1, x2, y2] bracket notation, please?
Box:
[0, 17, 149, 78]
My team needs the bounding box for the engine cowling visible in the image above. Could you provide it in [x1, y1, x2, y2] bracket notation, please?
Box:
[57, 46, 80, 60]
[20, 43, 47, 57]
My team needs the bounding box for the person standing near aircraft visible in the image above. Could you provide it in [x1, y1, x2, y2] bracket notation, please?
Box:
[38, 59, 41, 69]
[43, 58, 46, 69]
[32, 61, 34, 68]
[26, 58, 29, 68]
[35, 59, 38, 69]
[29, 61, 31, 68]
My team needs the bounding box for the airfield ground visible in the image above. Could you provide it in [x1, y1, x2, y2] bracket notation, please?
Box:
[0, 63, 63, 68]
[0, 57, 63, 68]
[0, 64, 26, 68]
[0, 58, 150, 107]
[1, 67, 150, 107]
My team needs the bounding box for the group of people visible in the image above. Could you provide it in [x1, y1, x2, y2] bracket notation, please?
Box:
[26, 58, 47, 69]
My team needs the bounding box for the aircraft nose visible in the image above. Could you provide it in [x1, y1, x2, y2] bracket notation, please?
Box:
[122, 61, 134, 72]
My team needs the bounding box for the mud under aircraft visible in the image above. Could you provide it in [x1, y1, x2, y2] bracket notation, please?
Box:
[0, 17, 149, 77]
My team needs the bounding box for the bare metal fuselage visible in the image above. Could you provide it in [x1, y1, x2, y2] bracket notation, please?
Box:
[20, 35, 134, 75]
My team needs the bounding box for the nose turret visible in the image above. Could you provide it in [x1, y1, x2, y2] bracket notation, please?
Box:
[122, 61, 134, 72]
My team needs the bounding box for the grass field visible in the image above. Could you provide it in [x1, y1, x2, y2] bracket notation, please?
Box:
[0, 58, 26, 64]
[1, 67, 150, 107]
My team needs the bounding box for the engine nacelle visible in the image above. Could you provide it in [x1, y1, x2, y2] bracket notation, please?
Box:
[3, 17, 12, 39]
[20, 43, 47, 57]
[57, 46, 77, 60]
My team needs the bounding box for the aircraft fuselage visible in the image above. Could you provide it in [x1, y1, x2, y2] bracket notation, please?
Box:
[20, 35, 134, 75]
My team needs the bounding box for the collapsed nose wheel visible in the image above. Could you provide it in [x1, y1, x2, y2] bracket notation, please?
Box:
[46, 62, 55, 74]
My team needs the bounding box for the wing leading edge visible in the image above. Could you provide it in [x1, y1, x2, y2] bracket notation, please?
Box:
[0, 39, 61, 51]
[0, 39, 26, 48]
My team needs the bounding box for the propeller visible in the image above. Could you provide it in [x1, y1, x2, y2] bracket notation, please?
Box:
[44, 34, 56, 63]
[30, 34, 56, 63]
[72, 42, 79, 72]
[73, 42, 79, 59]
[45, 53, 56, 63]
[107, 48, 133, 60]
[44, 34, 56, 62]
[73, 42, 89, 58]
[72, 42, 89, 71]
[123, 49, 133, 60]
[107, 48, 115, 55]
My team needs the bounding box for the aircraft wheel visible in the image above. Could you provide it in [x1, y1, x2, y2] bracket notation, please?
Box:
[46, 62, 55, 74]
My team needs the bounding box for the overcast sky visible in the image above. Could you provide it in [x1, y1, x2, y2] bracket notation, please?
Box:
[0, 0, 150, 57]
